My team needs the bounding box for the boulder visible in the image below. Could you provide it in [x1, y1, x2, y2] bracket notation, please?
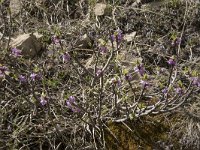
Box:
[94, 3, 107, 16]
[124, 32, 137, 42]
[10, 33, 43, 58]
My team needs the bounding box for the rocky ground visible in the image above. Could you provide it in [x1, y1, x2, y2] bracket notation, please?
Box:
[0, 0, 200, 150]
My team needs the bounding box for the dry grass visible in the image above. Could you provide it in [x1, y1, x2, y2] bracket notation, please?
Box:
[0, 0, 200, 149]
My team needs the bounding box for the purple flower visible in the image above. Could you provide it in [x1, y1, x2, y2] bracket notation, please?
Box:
[0, 66, 8, 78]
[175, 38, 181, 45]
[68, 96, 75, 103]
[190, 77, 200, 87]
[99, 46, 108, 54]
[96, 69, 103, 77]
[62, 52, 70, 63]
[66, 96, 80, 112]
[162, 88, 168, 94]
[175, 87, 183, 95]
[0, 66, 8, 73]
[116, 30, 123, 44]
[66, 96, 75, 107]
[52, 36, 60, 44]
[0, 73, 4, 78]
[140, 80, 149, 87]
[72, 107, 80, 112]
[134, 64, 145, 76]
[11, 48, 22, 57]
[19, 75, 26, 83]
[30, 73, 42, 81]
[167, 58, 176, 66]
[30, 73, 37, 81]
[40, 96, 48, 106]
[110, 35, 115, 42]
[125, 73, 133, 81]
[110, 77, 121, 86]
[172, 37, 181, 46]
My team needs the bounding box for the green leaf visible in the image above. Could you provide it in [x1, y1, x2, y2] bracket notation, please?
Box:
[129, 113, 135, 120]
[0, 0, 4, 4]
[122, 68, 128, 75]
[138, 103, 146, 109]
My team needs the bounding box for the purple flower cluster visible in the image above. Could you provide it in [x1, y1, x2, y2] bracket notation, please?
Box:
[110, 77, 121, 86]
[96, 69, 103, 77]
[19, 75, 27, 83]
[110, 30, 123, 44]
[52, 36, 60, 44]
[190, 77, 200, 87]
[66, 96, 80, 112]
[62, 52, 70, 63]
[30, 73, 38, 81]
[18, 73, 41, 83]
[175, 87, 183, 95]
[40, 95, 48, 106]
[0, 66, 8, 78]
[124, 73, 133, 81]
[162, 88, 168, 94]
[11, 48, 22, 57]
[116, 30, 123, 44]
[18, 73, 42, 83]
[134, 64, 145, 76]
[167, 58, 176, 66]
[99, 46, 108, 54]
[140, 80, 149, 88]
[172, 37, 181, 46]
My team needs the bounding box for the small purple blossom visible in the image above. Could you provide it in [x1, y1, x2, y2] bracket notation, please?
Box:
[175, 38, 181, 45]
[66, 96, 80, 112]
[125, 73, 133, 81]
[11, 48, 22, 57]
[99, 46, 108, 54]
[40, 96, 48, 106]
[96, 69, 103, 77]
[0, 66, 8, 78]
[52, 36, 60, 44]
[172, 37, 181, 46]
[19, 75, 26, 83]
[30, 73, 37, 81]
[190, 77, 200, 87]
[116, 30, 123, 44]
[134, 64, 145, 76]
[175, 87, 183, 95]
[140, 80, 149, 87]
[162, 88, 168, 94]
[167, 58, 176, 66]
[68, 96, 75, 103]
[0, 66, 8, 73]
[0, 73, 4, 78]
[72, 107, 80, 113]
[30, 73, 42, 81]
[110, 35, 115, 42]
[62, 52, 70, 63]
[110, 77, 121, 86]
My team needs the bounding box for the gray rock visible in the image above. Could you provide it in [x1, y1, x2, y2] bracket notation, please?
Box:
[94, 3, 107, 16]
[10, 33, 43, 58]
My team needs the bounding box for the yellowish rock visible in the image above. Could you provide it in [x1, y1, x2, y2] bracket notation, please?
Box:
[94, 3, 107, 16]
[10, 33, 43, 58]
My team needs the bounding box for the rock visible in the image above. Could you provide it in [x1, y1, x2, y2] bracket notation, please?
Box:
[124, 32, 137, 42]
[76, 34, 92, 48]
[94, 3, 107, 16]
[10, 0, 21, 16]
[10, 33, 43, 58]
